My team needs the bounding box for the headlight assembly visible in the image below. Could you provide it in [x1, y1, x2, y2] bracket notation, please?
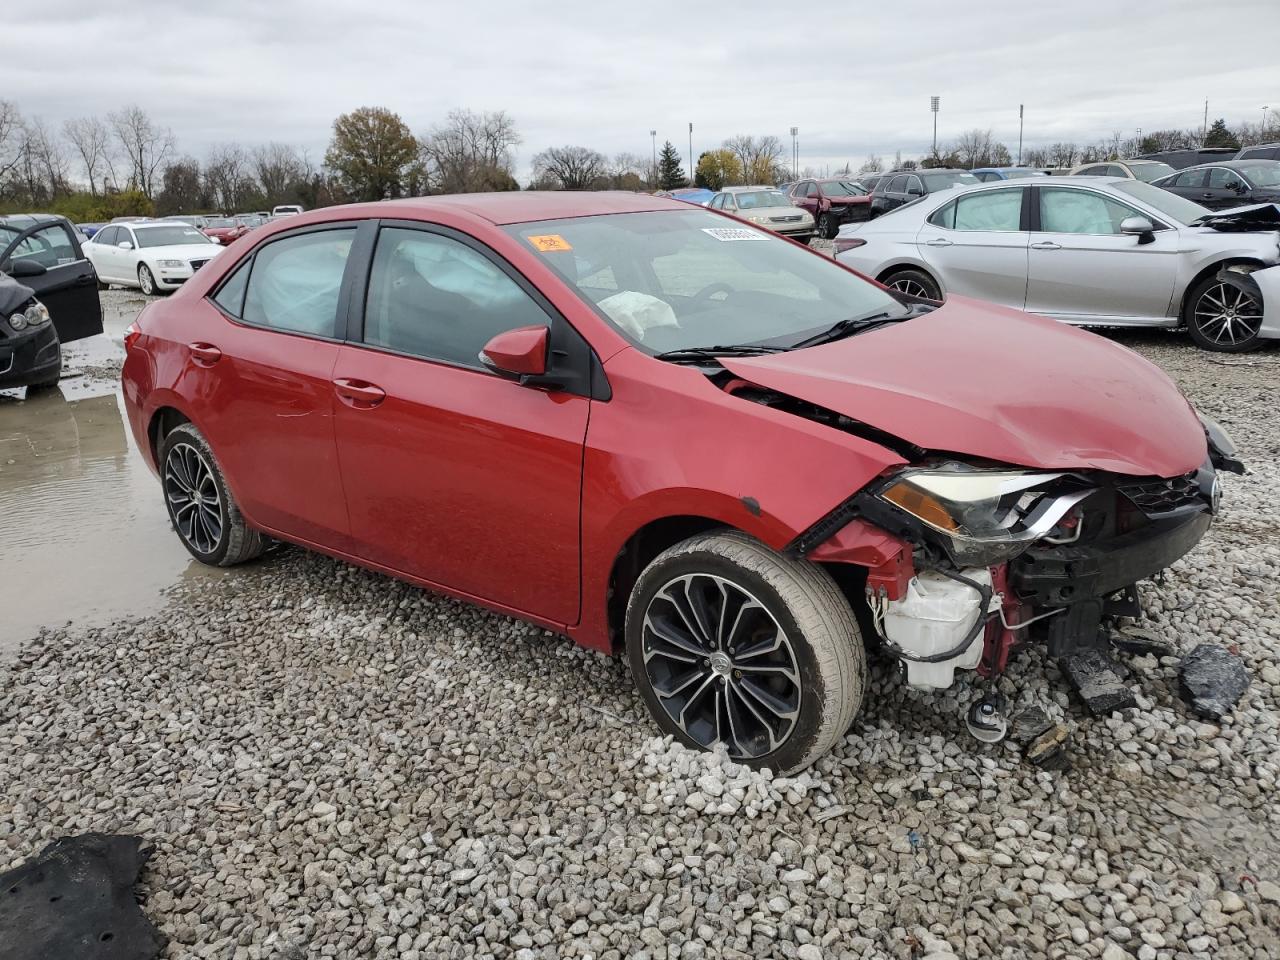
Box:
[24, 301, 50, 326]
[158, 259, 186, 268]
[8, 312, 27, 331]
[877, 464, 1093, 565]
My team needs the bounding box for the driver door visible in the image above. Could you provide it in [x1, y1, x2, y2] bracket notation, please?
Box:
[1024, 186, 1178, 322]
[0, 220, 104, 343]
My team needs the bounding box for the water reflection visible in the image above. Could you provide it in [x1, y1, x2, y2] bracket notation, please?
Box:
[0, 385, 207, 653]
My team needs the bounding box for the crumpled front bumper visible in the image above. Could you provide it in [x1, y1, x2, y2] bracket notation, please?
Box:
[0, 322, 61, 389]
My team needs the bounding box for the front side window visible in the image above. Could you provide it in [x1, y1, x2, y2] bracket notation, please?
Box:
[1039, 188, 1141, 235]
[8, 223, 79, 268]
[504, 209, 900, 353]
[363, 227, 549, 369]
[242, 228, 355, 337]
[95, 226, 119, 246]
[1173, 170, 1206, 188]
[1111, 180, 1208, 224]
[1207, 168, 1246, 190]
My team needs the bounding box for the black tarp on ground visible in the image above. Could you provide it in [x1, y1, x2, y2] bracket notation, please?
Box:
[0, 834, 165, 960]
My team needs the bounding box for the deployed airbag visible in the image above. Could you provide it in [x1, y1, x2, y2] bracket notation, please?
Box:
[0, 834, 165, 960]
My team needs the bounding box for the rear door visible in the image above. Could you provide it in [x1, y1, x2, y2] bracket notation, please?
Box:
[330, 221, 591, 624]
[1161, 168, 1207, 203]
[916, 186, 1030, 307]
[0, 220, 103, 343]
[1024, 185, 1179, 322]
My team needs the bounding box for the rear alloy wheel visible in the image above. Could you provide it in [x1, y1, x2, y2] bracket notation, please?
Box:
[883, 268, 941, 301]
[159, 422, 267, 566]
[138, 264, 157, 296]
[626, 531, 865, 773]
[1186, 275, 1264, 352]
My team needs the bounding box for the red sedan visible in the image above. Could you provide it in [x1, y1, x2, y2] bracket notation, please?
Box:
[788, 178, 873, 238]
[201, 217, 250, 246]
[122, 193, 1235, 771]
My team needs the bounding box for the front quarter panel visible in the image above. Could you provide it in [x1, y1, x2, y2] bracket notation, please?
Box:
[576, 348, 906, 649]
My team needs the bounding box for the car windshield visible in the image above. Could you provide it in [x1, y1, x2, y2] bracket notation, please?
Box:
[206, 218, 238, 228]
[1002, 169, 1046, 179]
[1245, 165, 1280, 187]
[735, 191, 792, 209]
[1129, 162, 1176, 182]
[134, 226, 213, 248]
[922, 171, 980, 188]
[1111, 180, 1209, 225]
[503, 209, 902, 354]
[821, 180, 867, 196]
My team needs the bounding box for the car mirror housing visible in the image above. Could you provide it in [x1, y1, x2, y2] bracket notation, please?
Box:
[118, 240, 134, 250]
[479, 325, 549, 379]
[8, 258, 47, 278]
[1120, 217, 1156, 244]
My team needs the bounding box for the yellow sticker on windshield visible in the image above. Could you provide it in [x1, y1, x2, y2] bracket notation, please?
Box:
[528, 234, 573, 252]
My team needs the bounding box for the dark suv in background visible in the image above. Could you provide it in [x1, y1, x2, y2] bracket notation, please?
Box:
[869, 169, 980, 218]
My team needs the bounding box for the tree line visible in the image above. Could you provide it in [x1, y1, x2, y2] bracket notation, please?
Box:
[3, 99, 1278, 222]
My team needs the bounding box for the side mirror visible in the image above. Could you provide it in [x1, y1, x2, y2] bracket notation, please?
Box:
[479, 325, 548, 380]
[907, 186, 924, 197]
[117, 240, 133, 250]
[1120, 216, 1155, 243]
[8, 258, 47, 278]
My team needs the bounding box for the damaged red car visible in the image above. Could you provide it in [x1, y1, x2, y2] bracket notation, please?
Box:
[120, 193, 1241, 772]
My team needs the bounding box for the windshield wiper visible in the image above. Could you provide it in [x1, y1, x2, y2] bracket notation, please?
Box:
[653, 344, 789, 364]
[789, 310, 903, 349]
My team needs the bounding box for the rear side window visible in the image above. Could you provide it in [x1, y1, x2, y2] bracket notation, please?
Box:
[1173, 170, 1206, 188]
[362, 227, 549, 370]
[242, 229, 355, 337]
[930, 189, 1023, 231]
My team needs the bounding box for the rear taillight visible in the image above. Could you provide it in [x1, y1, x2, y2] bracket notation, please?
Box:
[833, 237, 866, 255]
[124, 321, 141, 351]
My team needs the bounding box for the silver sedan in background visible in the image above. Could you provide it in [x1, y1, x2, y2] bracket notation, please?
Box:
[835, 177, 1280, 351]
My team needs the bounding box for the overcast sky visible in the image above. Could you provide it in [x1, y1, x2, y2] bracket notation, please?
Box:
[4, 0, 1278, 180]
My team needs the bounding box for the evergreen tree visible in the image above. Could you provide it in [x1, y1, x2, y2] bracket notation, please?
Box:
[1204, 118, 1240, 150]
[657, 140, 687, 190]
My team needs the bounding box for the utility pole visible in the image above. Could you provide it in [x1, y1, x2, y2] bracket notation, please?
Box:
[1017, 104, 1024, 165]
[1136, 127, 1142, 153]
[1203, 99, 1209, 145]
[688, 123, 694, 182]
[931, 96, 940, 157]
[650, 130, 657, 186]
[1264, 106, 1270, 130]
[790, 126, 798, 178]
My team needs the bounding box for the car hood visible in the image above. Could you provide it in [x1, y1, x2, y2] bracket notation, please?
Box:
[138, 243, 222, 260]
[721, 297, 1207, 478]
[0, 272, 34, 315]
[826, 195, 871, 205]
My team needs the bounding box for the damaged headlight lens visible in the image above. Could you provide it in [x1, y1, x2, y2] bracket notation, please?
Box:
[877, 464, 1093, 565]
[24, 301, 49, 326]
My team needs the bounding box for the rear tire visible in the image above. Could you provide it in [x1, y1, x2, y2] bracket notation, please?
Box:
[881, 267, 942, 301]
[625, 530, 866, 773]
[1185, 273, 1264, 352]
[159, 422, 267, 567]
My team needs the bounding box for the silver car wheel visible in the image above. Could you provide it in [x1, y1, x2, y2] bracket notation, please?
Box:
[890, 277, 930, 298]
[641, 572, 801, 760]
[164, 441, 223, 554]
[1194, 282, 1263, 346]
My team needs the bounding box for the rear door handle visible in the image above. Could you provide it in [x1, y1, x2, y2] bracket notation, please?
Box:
[1030, 241, 1061, 251]
[924, 238, 953, 247]
[333, 377, 386, 408]
[188, 342, 222, 365]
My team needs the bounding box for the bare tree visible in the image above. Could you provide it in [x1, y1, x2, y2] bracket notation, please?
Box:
[203, 144, 256, 211]
[858, 154, 883, 173]
[530, 145, 608, 190]
[254, 142, 307, 203]
[109, 105, 175, 198]
[723, 134, 784, 184]
[420, 109, 520, 193]
[1047, 142, 1079, 167]
[0, 99, 26, 184]
[23, 117, 71, 199]
[63, 116, 114, 195]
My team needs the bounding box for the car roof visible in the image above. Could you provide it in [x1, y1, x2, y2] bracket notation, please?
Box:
[355, 191, 687, 226]
[722, 185, 777, 193]
[1177, 159, 1278, 171]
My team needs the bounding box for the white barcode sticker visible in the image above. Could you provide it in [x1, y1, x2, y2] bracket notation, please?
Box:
[701, 227, 768, 242]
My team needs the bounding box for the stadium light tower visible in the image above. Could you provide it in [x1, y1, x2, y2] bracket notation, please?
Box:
[930, 96, 940, 155]
[790, 126, 798, 178]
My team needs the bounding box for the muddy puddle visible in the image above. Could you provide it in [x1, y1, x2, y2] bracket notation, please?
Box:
[0, 323, 223, 655]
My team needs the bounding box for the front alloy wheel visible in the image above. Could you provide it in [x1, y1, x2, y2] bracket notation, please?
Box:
[626, 531, 866, 772]
[138, 264, 157, 296]
[1188, 278, 1263, 351]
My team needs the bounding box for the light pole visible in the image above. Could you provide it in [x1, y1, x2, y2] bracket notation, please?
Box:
[1017, 104, 1024, 165]
[1136, 127, 1142, 152]
[1264, 106, 1271, 130]
[650, 129, 657, 185]
[688, 122, 694, 183]
[790, 126, 798, 178]
[930, 96, 940, 157]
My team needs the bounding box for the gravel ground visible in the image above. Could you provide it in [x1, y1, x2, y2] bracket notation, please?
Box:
[2, 325, 1279, 959]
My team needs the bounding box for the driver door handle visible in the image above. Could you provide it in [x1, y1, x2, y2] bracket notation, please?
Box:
[1030, 241, 1061, 251]
[924, 238, 953, 247]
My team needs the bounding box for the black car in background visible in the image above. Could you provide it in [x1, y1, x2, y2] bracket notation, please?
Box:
[0, 214, 104, 388]
[1152, 160, 1280, 210]
[868, 168, 980, 217]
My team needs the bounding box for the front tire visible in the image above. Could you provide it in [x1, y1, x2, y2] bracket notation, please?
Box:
[159, 423, 267, 566]
[818, 212, 838, 239]
[1185, 274, 1264, 352]
[138, 264, 157, 296]
[625, 530, 866, 773]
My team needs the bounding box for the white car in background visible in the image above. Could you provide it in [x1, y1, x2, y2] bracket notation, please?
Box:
[84, 221, 222, 295]
[835, 177, 1280, 351]
[271, 204, 304, 217]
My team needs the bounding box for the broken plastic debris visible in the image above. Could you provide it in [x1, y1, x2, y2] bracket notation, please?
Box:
[1179, 643, 1250, 720]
